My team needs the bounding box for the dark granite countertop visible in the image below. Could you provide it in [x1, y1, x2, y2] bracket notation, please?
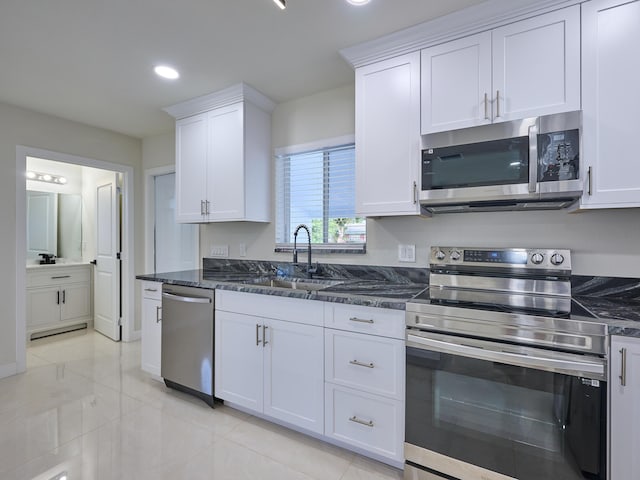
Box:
[136, 269, 428, 310]
[136, 262, 640, 337]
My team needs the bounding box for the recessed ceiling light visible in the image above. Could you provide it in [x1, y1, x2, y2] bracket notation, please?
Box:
[154, 65, 180, 80]
[273, 0, 286, 9]
[346, 0, 370, 5]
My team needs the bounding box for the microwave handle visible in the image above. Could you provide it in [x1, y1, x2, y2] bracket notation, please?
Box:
[528, 124, 539, 193]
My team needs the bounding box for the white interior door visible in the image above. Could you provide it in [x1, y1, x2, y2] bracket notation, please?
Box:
[94, 173, 120, 341]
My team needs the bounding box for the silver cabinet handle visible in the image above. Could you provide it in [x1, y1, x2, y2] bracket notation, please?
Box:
[156, 306, 162, 323]
[200, 200, 205, 215]
[62, 289, 66, 304]
[495, 90, 500, 117]
[349, 416, 374, 428]
[349, 360, 374, 369]
[206, 200, 211, 215]
[144, 288, 158, 292]
[413, 181, 417, 204]
[56, 290, 60, 305]
[263, 325, 268, 347]
[349, 317, 374, 324]
[51, 275, 71, 279]
[620, 347, 627, 386]
[256, 324, 261, 346]
[484, 92, 489, 120]
[588, 166, 593, 196]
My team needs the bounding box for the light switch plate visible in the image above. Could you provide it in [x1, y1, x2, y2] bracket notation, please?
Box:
[210, 244, 229, 258]
[398, 244, 416, 263]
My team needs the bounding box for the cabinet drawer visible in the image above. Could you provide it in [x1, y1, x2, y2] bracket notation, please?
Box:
[216, 290, 324, 327]
[325, 329, 404, 400]
[141, 281, 162, 300]
[324, 303, 405, 339]
[27, 266, 91, 288]
[325, 384, 404, 462]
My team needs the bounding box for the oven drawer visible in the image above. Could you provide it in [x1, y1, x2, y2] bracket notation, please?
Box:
[325, 329, 404, 400]
[324, 303, 405, 339]
[325, 383, 404, 462]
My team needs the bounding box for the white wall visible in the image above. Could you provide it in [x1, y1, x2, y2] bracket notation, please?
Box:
[143, 83, 640, 277]
[1, 100, 142, 375]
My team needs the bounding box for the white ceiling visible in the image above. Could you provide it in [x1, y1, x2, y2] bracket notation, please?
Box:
[0, 0, 486, 139]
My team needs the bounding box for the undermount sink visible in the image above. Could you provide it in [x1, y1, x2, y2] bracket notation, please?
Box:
[248, 278, 342, 291]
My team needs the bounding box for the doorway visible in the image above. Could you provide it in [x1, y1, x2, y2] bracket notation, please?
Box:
[15, 146, 136, 373]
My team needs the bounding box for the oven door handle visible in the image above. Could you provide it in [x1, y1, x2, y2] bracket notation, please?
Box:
[407, 332, 606, 380]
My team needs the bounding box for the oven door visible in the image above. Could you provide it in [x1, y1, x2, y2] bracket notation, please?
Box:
[405, 330, 606, 480]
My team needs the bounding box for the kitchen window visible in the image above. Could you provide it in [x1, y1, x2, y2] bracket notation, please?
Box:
[275, 139, 366, 252]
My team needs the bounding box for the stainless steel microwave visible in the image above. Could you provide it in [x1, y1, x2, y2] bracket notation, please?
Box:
[420, 111, 582, 213]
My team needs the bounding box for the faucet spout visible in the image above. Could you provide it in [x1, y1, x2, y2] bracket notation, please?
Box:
[293, 224, 315, 279]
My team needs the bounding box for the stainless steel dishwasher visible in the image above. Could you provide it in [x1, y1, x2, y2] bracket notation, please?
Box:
[161, 284, 215, 407]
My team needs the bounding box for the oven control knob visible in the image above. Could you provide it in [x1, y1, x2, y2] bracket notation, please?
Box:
[550, 253, 565, 265]
[531, 253, 545, 265]
[450, 250, 461, 261]
[435, 250, 446, 261]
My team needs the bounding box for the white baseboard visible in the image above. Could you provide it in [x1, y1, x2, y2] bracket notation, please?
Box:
[0, 362, 18, 380]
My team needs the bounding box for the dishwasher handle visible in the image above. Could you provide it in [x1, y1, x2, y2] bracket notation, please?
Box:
[162, 291, 212, 304]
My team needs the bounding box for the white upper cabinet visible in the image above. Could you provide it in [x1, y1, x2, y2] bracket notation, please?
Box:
[421, 5, 580, 134]
[355, 52, 421, 217]
[421, 32, 492, 133]
[166, 83, 274, 223]
[175, 114, 208, 223]
[580, 0, 640, 209]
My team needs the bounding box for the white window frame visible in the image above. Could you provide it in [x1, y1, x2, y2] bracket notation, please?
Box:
[274, 134, 365, 253]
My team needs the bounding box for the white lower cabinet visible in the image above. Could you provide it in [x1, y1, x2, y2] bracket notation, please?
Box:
[610, 335, 640, 480]
[324, 303, 405, 464]
[215, 291, 324, 434]
[26, 265, 92, 339]
[325, 383, 404, 461]
[140, 281, 162, 377]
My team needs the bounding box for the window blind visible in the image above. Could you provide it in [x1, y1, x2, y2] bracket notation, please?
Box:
[275, 143, 365, 247]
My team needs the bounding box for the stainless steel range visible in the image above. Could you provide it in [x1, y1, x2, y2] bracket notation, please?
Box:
[405, 247, 608, 480]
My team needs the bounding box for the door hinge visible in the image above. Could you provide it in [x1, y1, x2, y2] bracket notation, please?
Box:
[116, 252, 121, 260]
[118, 317, 122, 326]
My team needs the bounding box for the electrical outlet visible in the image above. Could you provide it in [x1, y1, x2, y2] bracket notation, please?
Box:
[210, 244, 229, 258]
[239, 243, 247, 257]
[398, 244, 416, 263]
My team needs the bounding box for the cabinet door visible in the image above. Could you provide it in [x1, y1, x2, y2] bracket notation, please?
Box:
[581, 0, 640, 209]
[355, 52, 421, 216]
[207, 103, 245, 220]
[60, 283, 91, 322]
[214, 310, 263, 412]
[492, 6, 580, 123]
[141, 296, 162, 377]
[421, 32, 492, 134]
[176, 113, 208, 222]
[263, 318, 324, 434]
[26, 286, 60, 327]
[610, 336, 640, 480]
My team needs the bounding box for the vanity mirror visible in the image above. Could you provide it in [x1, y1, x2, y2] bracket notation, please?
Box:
[27, 190, 82, 262]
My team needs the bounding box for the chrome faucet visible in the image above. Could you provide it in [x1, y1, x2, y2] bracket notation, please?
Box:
[293, 224, 318, 278]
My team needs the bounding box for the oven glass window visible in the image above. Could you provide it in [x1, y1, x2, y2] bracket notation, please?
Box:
[406, 347, 605, 480]
[422, 136, 529, 190]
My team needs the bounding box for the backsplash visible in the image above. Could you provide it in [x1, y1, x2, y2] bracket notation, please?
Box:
[202, 258, 429, 284]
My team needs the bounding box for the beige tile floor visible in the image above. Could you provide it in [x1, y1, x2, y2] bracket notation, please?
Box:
[1, 330, 403, 480]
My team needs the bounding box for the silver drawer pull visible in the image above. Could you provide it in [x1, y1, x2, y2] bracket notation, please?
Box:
[51, 275, 71, 279]
[349, 416, 374, 428]
[144, 288, 158, 292]
[349, 360, 374, 369]
[156, 306, 162, 323]
[349, 317, 374, 324]
[620, 347, 627, 386]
